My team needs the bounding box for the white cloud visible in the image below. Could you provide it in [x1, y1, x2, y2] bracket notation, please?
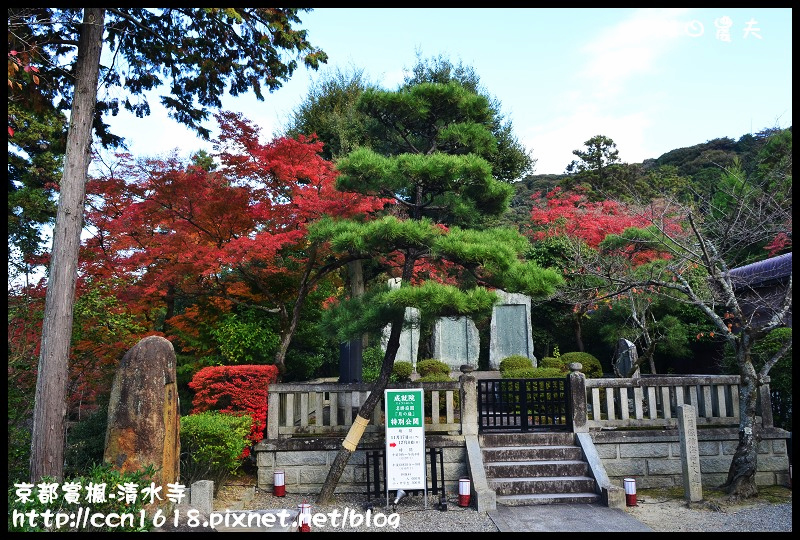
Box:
[578, 8, 690, 97]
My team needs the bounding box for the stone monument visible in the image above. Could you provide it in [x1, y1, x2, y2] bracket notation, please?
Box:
[432, 316, 479, 371]
[488, 290, 536, 369]
[614, 338, 640, 378]
[104, 335, 181, 490]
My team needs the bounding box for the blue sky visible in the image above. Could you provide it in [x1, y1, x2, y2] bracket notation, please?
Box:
[104, 7, 792, 176]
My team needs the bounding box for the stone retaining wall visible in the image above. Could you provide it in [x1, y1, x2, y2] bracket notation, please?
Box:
[590, 427, 791, 489]
[255, 435, 468, 496]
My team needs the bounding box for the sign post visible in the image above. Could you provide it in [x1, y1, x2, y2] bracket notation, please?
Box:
[384, 388, 427, 508]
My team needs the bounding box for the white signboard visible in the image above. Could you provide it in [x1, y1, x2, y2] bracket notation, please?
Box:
[384, 388, 426, 496]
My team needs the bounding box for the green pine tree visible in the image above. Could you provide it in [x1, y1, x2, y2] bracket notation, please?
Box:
[313, 81, 563, 502]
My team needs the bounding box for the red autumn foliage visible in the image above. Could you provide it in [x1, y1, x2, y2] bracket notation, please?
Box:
[528, 186, 683, 266]
[529, 186, 655, 248]
[188, 364, 280, 452]
[82, 111, 392, 371]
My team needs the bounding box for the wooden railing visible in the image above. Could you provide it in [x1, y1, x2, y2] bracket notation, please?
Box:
[265, 381, 461, 440]
[266, 371, 773, 439]
[574, 374, 772, 430]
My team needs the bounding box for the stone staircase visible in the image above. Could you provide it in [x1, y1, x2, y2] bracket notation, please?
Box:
[480, 432, 600, 506]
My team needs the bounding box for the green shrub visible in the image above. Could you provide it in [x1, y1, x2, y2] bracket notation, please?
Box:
[417, 358, 451, 377]
[180, 411, 251, 495]
[8, 463, 156, 532]
[65, 406, 108, 478]
[559, 352, 603, 378]
[502, 367, 564, 379]
[538, 357, 567, 372]
[499, 355, 533, 373]
[362, 345, 384, 382]
[392, 361, 413, 382]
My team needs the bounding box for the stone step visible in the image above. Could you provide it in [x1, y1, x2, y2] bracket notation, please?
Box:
[489, 475, 598, 496]
[496, 492, 601, 506]
[482, 445, 584, 461]
[480, 432, 575, 447]
[486, 459, 589, 478]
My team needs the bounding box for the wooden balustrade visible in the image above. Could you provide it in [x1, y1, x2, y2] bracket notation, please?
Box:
[578, 374, 770, 429]
[266, 381, 461, 440]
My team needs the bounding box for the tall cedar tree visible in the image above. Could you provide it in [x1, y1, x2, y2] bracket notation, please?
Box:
[312, 81, 563, 503]
[84, 111, 390, 374]
[16, 7, 327, 482]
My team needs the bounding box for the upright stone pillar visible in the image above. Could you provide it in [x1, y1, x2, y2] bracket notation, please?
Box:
[459, 365, 478, 437]
[677, 404, 703, 502]
[489, 290, 536, 369]
[104, 335, 181, 490]
[568, 363, 588, 433]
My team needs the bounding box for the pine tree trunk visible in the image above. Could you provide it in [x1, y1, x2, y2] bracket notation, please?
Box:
[316, 310, 404, 504]
[30, 8, 105, 483]
[317, 257, 414, 504]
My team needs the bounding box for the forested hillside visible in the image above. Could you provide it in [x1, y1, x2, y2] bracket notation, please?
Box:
[507, 127, 792, 226]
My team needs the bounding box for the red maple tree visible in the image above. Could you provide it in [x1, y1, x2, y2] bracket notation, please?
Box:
[82, 111, 392, 375]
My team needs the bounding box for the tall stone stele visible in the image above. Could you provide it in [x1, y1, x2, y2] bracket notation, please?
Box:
[104, 335, 181, 490]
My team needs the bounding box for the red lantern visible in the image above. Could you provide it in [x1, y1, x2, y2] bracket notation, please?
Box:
[273, 470, 285, 497]
[624, 478, 637, 506]
[458, 477, 471, 507]
[298, 502, 311, 532]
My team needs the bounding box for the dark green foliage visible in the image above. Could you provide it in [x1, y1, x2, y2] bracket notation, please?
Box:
[401, 53, 535, 183]
[499, 355, 534, 373]
[361, 344, 385, 383]
[8, 463, 157, 532]
[64, 407, 108, 477]
[180, 411, 251, 495]
[559, 352, 603, 378]
[392, 361, 413, 382]
[7, 422, 31, 485]
[282, 66, 379, 160]
[417, 358, 451, 377]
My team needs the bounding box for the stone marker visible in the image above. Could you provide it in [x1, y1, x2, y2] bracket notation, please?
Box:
[190, 480, 214, 515]
[433, 316, 479, 370]
[614, 338, 639, 378]
[104, 335, 180, 491]
[489, 290, 536, 369]
[677, 404, 703, 502]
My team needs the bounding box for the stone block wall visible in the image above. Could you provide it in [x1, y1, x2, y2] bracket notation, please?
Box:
[590, 428, 791, 489]
[255, 435, 468, 496]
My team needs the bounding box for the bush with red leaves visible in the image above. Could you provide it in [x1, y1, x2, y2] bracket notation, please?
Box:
[188, 364, 279, 454]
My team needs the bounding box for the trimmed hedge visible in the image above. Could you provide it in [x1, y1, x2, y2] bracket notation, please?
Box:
[559, 352, 603, 378]
[499, 355, 533, 373]
[393, 361, 413, 381]
[417, 358, 451, 377]
[180, 411, 251, 495]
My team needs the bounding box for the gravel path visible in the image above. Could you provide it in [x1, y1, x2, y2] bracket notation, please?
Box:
[623, 488, 792, 533]
[206, 484, 792, 533]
